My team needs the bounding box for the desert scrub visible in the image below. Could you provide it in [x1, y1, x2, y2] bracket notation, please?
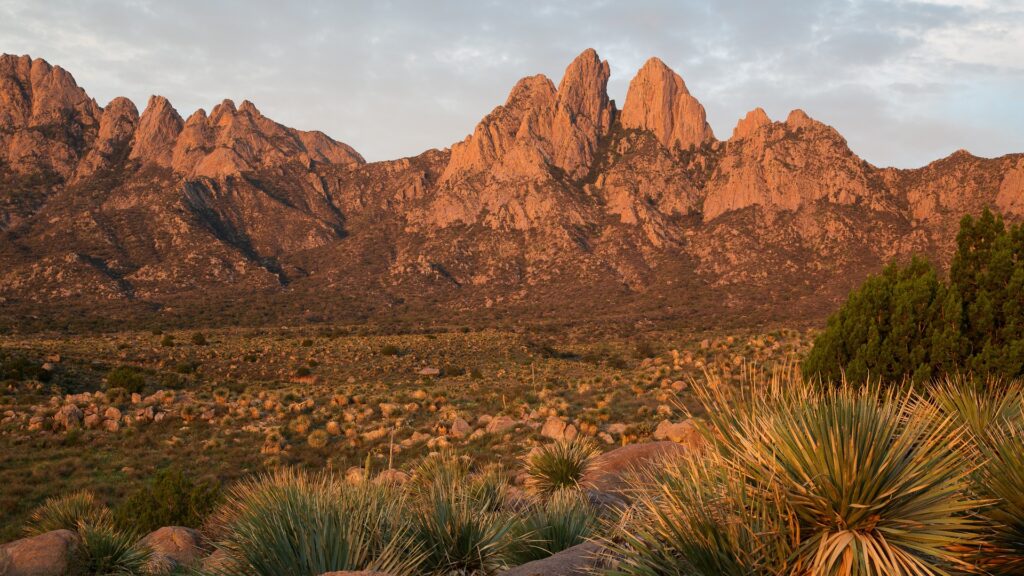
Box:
[609, 370, 986, 576]
[975, 422, 1024, 574]
[524, 437, 597, 495]
[307, 429, 329, 449]
[508, 489, 599, 564]
[24, 490, 112, 536]
[113, 467, 221, 533]
[68, 522, 151, 576]
[204, 468, 420, 576]
[409, 455, 518, 575]
[105, 366, 145, 394]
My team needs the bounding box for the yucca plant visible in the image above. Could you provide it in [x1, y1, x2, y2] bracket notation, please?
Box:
[69, 521, 151, 576]
[605, 449, 795, 576]
[930, 375, 1022, 440]
[205, 468, 421, 576]
[410, 478, 518, 576]
[976, 422, 1024, 574]
[524, 436, 598, 496]
[24, 490, 113, 536]
[508, 489, 600, 565]
[618, 370, 986, 576]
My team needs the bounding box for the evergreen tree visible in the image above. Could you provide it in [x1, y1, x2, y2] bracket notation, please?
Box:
[804, 208, 1024, 384]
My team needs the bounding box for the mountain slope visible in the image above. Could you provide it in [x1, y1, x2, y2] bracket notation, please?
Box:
[1, 50, 1021, 330]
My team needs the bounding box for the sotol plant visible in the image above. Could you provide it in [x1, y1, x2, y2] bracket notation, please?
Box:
[204, 468, 421, 576]
[611, 371, 986, 576]
[24, 490, 112, 536]
[524, 436, 598, 496]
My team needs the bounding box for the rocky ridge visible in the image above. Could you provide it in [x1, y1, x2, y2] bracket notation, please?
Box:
[1, 49, 1022, 329]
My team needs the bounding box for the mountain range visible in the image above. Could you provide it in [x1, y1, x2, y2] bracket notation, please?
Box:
[1, 49, 1022, 330]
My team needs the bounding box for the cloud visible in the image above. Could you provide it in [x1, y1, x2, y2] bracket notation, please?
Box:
[0, 0, 1021, 167]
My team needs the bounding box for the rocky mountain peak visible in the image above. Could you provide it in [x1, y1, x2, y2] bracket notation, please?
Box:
[441, 49, 614, 184]
[130, 95, 184, 168]
[621, 56, 714, 150]
[730, 107, 771, 140]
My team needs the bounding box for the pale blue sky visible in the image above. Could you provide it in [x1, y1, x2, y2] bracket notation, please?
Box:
[2, 0, 1022, 167]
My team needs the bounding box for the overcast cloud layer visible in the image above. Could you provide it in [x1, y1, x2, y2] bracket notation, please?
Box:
[1, 0, 1022, 167]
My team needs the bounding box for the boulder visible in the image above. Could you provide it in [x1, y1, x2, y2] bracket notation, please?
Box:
[652, 419, 703, 449]
[0, 529, 77, 576]
[449, 417, 471, 438]
[140, 526, 205, 573]
[485, 416, 517, 434]
[500, 541, 604, 576]
[583, 441, 688, 494]
[540, 417, 577, 441]
[53, 404, 82, 431]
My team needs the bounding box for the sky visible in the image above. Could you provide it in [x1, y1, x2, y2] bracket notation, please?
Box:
[1, 0, 1022, 168]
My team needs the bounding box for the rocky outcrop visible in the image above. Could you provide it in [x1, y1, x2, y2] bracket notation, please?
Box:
[0, 529, 78, 576]
[129, 95, 183, 168]
[730, 107, 771, 140]
[703, 109, 885, 220]
[0, 54, 101, 177]
[2, 50, 1024, 330]
[620, 57, 714, 150]
[441, 48, 612, 184]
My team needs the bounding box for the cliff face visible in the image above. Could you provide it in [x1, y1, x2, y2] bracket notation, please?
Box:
[1, 50, 1022, 329]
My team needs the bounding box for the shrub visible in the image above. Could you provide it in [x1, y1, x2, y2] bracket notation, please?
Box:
[612, 370, 985, 576]
[381, 345, 401, 356]
[69, 522, 151, 576]
[929, 375, 1022, 439]
[204, 468, 418, 576]
[805, 209, 1024, 383]
[508, 489, 598, 564]
[410, 469, 517, 575]
[25, 491, 112, 536]
[524, 437, 597, 496]
[191, 332, 208, 345]
[160, 334, 175, 347]
[307, 429, 329, 449]
[113, 467, 220, 533]
[976, 422, 1024, 574]
[105, 366, 145, 394]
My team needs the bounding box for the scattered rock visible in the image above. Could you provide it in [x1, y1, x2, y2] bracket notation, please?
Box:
[500, 541, 604, 576]
[140, 526, 205, 574]
[0, 529, 78, 576]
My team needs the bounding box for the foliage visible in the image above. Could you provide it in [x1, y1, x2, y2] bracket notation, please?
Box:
[524, 437, 597, 496]
[205, 468, 420, 576]
[409, 471, 516, 573]
[25, 490, 113, 536]
[105, 366, 146, 394]
[69, 522, 151, 576]
[611, 370, 986, 576]
[805, 209, 1024, 383]
[113, 467, 221, 533]
[975, 422, 1024, 574]
[508, 489, 599, 564]
[929, 375, 1022, 439]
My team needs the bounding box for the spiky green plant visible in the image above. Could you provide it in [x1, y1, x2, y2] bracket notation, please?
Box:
[976, 422, 1024, 575]
[524, 437, 598, 496]
[930, 375, 1022, 439]
[24, 490, 112, 536]
[615, 370, 986, 576]
[410, 477, 518, 576]
[69, 521, 151, 576]
[205, 468, 421, 576]
[606, 450, 795, 576]
[407, 450, 471, 497]
[508, 489, 600, 564]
